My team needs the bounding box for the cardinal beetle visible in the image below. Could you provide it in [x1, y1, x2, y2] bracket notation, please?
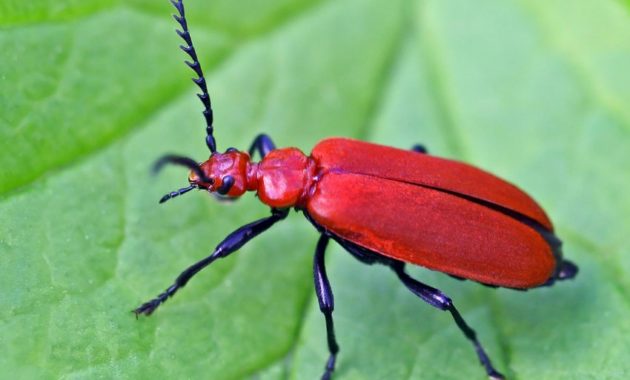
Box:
[134, 1, 579, 379]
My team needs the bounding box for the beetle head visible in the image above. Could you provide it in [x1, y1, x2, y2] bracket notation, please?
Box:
[154, 150, 251, 204]
[188, 150, 250, 197]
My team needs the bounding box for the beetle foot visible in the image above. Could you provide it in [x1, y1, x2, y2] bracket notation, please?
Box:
[321, 369, 332, 380]
[133, 298, 162, 317]
[320, 353, 336, 380]
[557, 260, 578, 280]
[488, 369, 505, 380]
[133, 286, 176, 317]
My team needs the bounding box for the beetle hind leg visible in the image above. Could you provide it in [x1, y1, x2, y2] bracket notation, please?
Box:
[542, 259, 579, 287]
[307, 228, 504, 379]
[557, 260, 578, 280]
[411, 144, 428, 154]
[390, 262, 505, 380]
[313, 234, 340, 380]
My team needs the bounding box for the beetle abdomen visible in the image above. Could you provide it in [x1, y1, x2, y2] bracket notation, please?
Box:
[312, 138, 553, 231]
[306, 172, 556, 288]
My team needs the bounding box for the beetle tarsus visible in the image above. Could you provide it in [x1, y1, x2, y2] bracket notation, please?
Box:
[557, 260, 578, 280]
[134, 284, 179, 316]
[321, 351, 336, 380]
[133, 299, 161, 317]
[488, 370, 506, 380]
[321, 353, 336, 380]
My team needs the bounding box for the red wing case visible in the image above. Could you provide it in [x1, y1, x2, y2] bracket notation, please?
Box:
[312, 138, 553, 231]
[306, 173, 556, 288]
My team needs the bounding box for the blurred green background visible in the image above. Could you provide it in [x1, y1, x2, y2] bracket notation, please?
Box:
[1, 0, 630, 379]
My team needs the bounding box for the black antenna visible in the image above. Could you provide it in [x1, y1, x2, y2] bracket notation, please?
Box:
[159, 185, 196, 204]
[153, 154, 215, 204]
[153, 154, 214, 184]
[171, 0, 216, 153]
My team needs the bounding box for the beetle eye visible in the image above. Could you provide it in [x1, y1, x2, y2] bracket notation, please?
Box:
[216, 175, 235, 195]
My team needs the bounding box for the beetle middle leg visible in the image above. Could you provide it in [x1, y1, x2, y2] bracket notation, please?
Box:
[248, 133, 276, 158]
[328, 234, 503, 378]
[389, 262, 505, 380]
[313, 234, 339, 380]
[134, 208, 288, 316]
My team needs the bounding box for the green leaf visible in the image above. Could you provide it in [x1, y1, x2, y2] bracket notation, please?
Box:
[1, 0, 629, 379]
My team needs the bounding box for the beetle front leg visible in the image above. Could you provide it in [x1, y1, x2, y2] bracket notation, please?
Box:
[313, 234, 340, 380]
[390, 262, 505, 380]
[248, 133, 276, 159]
[134, 208, 288, 316]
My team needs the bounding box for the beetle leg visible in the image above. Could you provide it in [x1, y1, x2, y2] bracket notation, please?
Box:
[332, 234, 382, 265]
[390, 262, 505, 380]
[313, 234, 339, 380]
[248, 134, 276, 158]
[411, 144, 428, 154]
[134, 208, 289, 316]
[556, 259, 578, 280]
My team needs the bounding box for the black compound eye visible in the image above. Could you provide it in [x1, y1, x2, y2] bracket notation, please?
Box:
[217, 175, 235, 195]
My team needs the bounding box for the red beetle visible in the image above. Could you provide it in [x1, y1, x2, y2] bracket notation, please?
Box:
[135, 2, 578, 379]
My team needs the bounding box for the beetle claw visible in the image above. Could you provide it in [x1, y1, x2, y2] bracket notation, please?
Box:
[133, 299, 161, 317]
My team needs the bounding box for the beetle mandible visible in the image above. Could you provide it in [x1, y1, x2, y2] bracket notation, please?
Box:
[134, 2, 579, 379]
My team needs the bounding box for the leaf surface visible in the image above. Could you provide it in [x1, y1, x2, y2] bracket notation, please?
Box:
[1, 0, 629, 379]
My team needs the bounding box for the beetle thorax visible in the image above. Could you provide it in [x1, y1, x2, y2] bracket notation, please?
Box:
[250, 148, 316, 208]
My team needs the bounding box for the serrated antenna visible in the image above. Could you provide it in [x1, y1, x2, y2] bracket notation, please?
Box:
[171, 0, 217, 153]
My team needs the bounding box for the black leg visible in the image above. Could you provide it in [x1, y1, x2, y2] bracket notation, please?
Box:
[541, 259, 579, 287]
[390, 262, 505, 380]
[556, 260, 578, 280]
[411, 144, 428, 154]
[248, 134, 276, 159]
[313, 234, 339, 380]
[134, 208, 288, 316]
